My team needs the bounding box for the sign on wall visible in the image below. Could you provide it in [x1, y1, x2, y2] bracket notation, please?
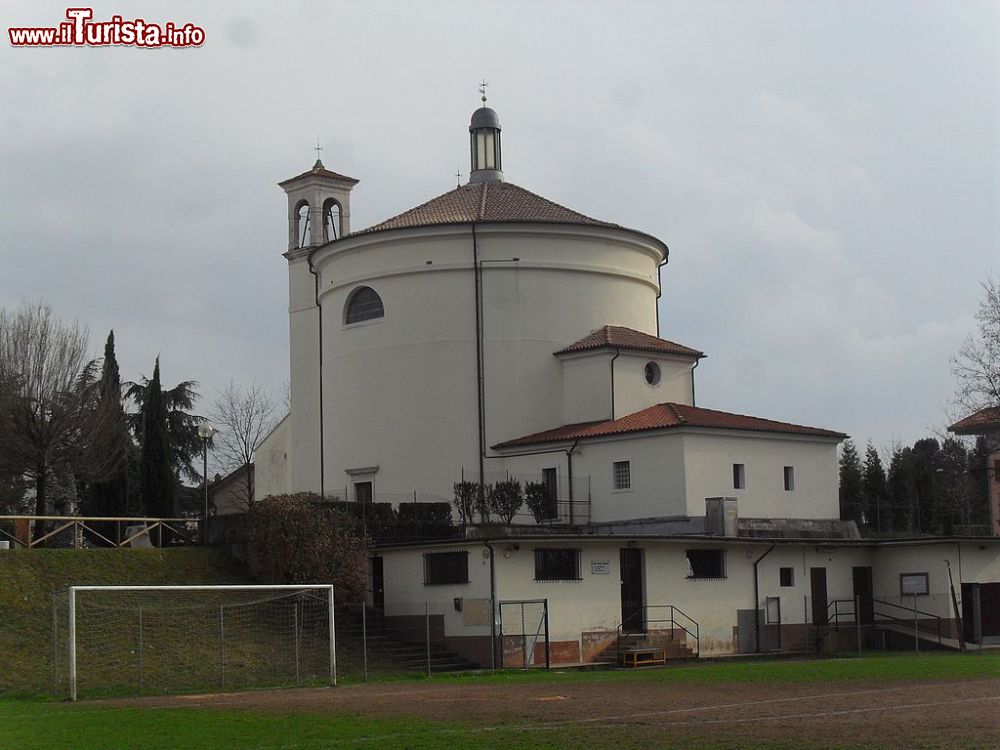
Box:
[899, 572, 929, 596]
[591, 560, 610, 575]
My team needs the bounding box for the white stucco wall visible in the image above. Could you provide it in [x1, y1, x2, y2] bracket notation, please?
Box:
[612, 352, 695, 417]
[681, 431, 840, 519]
[255, 415, 291, 500]
[301, 223, 664, 503]
[286, 254, 322, 494]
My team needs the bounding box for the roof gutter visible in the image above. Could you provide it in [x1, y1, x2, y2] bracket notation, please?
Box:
[307, 247, 326, 500]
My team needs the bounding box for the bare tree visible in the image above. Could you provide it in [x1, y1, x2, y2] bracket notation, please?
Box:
[0, 302, 126, 537]
[211, 380, 277, 509]
[952, 275, 1000, 414]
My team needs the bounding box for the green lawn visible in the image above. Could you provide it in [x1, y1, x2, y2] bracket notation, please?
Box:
[1, 652, 997, 750]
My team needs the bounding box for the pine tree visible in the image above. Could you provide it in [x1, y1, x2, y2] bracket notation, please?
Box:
[79, 331, 132, 526]
[838, 439, 863, 527]
[139, 357, 174, 517]
[861, 442, 888, 532]
[887, 445, 915, 532]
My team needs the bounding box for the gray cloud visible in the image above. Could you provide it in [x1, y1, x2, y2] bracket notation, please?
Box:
[1, 0, 997, 451]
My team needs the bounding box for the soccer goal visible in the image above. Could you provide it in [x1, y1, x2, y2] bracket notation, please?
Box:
[51, 585, 336, 700]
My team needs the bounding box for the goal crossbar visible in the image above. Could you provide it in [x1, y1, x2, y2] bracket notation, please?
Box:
[64, 584, 336, 700]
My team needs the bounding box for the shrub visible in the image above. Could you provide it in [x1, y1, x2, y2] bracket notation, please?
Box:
[396, 502, 454, 540]
[247, 493, 367, 604]
[525, 481, 555, 523]
[452, 481, 478, 525]
[488, 479, 523, 525]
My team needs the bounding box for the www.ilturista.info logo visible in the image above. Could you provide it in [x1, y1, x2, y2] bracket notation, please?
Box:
[9, 7, 205, 48]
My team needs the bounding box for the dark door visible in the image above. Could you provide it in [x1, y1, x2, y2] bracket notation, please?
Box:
[370, 555, 385, 613]
[542, 468, 558, 519]
[811, 567, 828, 626]
[962, 583, 980, 644]
[620, 548, 645, 634]
[981, 583, 1000, 641]
[355, 481, 373, 504]
[852, 566, 874, 625]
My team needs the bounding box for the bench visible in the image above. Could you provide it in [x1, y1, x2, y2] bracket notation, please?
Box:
[621, 646, 666, 668]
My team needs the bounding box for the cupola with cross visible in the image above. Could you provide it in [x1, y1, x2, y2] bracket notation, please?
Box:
[278, 142, 359, 251]
[468, 80, 503, 184]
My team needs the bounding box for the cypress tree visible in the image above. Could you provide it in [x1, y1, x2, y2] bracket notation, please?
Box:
[140, 357, 174, 518]
[838, 439, 863, 527]
[79, 331, 132, 529]
[861, 442, 888, 533]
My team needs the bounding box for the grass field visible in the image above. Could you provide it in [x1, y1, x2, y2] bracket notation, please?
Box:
[0, 548, 252, 696]
[2, 652, 998, 749]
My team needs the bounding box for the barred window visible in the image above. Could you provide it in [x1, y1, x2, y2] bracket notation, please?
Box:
[613, 460, 631, 490]
[534, 548, 581, 581]
[345, 286, 384, 324]
[424, 551, 469, 585]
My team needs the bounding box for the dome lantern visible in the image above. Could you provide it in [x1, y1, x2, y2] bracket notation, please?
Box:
[469, 81, 503, 184]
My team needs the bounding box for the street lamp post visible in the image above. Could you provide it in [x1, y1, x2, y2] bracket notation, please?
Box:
[198, 422, 215, 545]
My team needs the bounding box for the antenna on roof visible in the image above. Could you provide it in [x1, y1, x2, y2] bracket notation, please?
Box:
[478, 77, 489, 105]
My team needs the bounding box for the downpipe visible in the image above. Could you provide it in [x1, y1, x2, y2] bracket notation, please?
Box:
[753, 543, 776, 653]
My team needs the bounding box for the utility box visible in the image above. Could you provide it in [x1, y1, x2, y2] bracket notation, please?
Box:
[705, 497, 738, 537]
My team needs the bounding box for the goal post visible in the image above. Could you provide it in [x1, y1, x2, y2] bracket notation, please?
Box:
[57, 584, 336, 701]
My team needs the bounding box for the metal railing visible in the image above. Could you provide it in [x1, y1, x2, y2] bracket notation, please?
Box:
[616, 604, 700, 661]
[826, 597, 944, 647]
[0, 515, 202, 549]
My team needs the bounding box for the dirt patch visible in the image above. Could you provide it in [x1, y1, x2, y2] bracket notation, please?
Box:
[102, 675, 1000, 749]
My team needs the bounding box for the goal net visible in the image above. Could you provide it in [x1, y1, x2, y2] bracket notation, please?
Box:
[51, 585, 335, 700]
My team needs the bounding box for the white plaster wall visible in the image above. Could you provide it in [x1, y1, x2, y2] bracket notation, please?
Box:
[377, 543, 493, 639]
[561, 353, 613, 424]
[286, 254, 322, 494]
[570, 433, 688, 521]
[613, 352, 695, 417]
[681, 432, 840, 519]
[957, 540, 1000, 583]
[255, 415, 290, 500]
[308, 223, 663, 503]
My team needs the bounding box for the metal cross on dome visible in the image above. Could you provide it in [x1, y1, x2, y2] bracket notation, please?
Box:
[478, 78, 488, 105]
[314, 139, 323, 159]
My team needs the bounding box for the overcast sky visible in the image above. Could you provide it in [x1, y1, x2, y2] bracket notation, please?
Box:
[1, 1, 997, 456]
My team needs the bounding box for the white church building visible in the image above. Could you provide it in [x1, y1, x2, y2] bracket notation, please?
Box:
[256, 98, 1000, 665]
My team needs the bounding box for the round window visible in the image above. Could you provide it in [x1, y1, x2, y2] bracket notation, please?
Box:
[644, 361, 661, 386]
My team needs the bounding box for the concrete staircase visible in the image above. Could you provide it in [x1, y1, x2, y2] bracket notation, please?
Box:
[339, 609, 481, 674]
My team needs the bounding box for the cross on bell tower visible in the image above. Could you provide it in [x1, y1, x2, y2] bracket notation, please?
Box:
[278, 151, 360, 251]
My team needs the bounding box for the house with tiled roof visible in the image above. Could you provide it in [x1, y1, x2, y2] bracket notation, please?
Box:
[257, 96, 1000, 665]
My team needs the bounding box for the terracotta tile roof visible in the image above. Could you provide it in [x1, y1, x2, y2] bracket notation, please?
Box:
[948, 406, 1000, 435]
[355, 181, 622, 235]
[556, 325, 704, 359]
[278, 160, 359, 187]
[493, 402, 847, 448]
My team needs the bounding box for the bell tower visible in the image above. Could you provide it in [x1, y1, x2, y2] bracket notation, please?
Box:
[278, 153, 359, 250]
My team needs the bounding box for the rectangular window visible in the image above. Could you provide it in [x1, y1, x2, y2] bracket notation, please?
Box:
[686, 549, 726, 579]
[779, 567, 794, 587]
[733, 463, 745, 490]
[783, 466, 795, 492]
[613, 460, 631, 490]
[542, 467, 558, 519]
[534, 548, 581, 581]
[424, 551, 469, 585]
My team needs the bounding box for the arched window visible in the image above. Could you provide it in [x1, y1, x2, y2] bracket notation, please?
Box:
[295, 200, 311, 248]
[344, 286, 384, 324]
[323, 198, 342, 242]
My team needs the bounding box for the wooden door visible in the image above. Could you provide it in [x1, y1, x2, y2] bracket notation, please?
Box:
[620, 548, 645, 634]
[852, 566, 874, 625]
[811, 567, 828, 626]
